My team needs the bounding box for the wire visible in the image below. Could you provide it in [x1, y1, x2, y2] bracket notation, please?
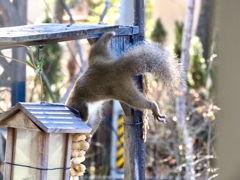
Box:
[4, 161, 70, 171]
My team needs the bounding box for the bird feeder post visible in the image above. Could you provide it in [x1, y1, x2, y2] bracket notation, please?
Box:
[123, 0, 146, 179]
[0, 103, 92, 180]
[4, 127, 14, 179]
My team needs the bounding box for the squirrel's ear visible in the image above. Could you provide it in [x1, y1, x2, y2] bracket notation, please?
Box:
[108, 31, 116, 36]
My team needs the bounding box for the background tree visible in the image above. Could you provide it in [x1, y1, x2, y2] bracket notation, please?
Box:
[173, 21, 184, 58]
[150, 18, 167, 44]
[196, 0, 215, 59]
[188, 36, 207, 90]
[28, 11, 64, 102]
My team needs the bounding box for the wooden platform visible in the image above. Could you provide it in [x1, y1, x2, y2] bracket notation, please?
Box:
[0, 24, 139, 48]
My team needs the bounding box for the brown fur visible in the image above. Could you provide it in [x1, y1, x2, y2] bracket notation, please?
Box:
[66, 32, 183, 134]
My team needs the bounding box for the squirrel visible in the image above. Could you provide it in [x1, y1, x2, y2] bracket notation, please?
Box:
[66, 31, 183, 134]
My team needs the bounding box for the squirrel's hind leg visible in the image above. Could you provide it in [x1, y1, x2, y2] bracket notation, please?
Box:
[119, 89, 166, 123]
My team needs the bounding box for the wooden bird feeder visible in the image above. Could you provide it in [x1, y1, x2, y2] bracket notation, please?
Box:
[0, 102, 92, 180]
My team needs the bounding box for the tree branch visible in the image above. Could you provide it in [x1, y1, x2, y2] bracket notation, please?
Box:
[176, 0, 196, 179]
[99, 0, 111, 23]
[58, 0, 87, 103]
[59, 0, 74, 24]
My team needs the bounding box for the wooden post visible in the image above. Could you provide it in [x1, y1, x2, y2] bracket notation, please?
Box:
[63, 134, 72, 179]
[109, 34, 145, 180]
[4, 128, 15, 180]
[123, 0, 145, 179]
[39, 132, 49, 180]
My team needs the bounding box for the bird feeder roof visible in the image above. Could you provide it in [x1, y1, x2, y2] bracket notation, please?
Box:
[0, 102, 92, 134]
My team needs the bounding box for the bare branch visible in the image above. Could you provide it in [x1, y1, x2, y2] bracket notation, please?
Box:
[79, 2, 100, 16]
[99, 0, 111, 23]
[41, 72, 58, 102]
[56, 0, 87, 103]
[43, 0, 59, 23]
[176, 0, 196, 179]
[60, 70, 82, 103]
[59, 0, 74, 24]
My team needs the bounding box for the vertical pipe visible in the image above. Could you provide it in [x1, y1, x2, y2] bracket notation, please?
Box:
[119, 0, 134, 25]
[134, 0, 145, 38]
[133, 1, 146, 179]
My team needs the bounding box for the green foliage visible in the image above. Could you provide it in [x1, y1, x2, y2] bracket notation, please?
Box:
[86, 0, 103, 8]
[188, 36, 207, 90]
[173, 21, 208, 91]
[41, 44, 63, 84]
[83, 0, 154, 39]
[167, 20, 217, 179]
[30, 10, 64, 102]
[150, 18, 167, 44]
[32, 43, 63, 102]
[173, 21, 184, 58]
[145, 0, 154, 39]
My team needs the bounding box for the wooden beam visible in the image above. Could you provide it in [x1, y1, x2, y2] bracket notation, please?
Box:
[39, 132, 49, 179]
[63, 134, 72, 179]
[0, 24, 139, 48]
[4, 128, 15, 180]
[0, 111, 40, 131]
[123, 0, 146, 179]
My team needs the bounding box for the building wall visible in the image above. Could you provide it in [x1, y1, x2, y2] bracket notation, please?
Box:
[27, 0, 45, 24]
[215, 0, 240, 179]
[152, 0, 201, 45]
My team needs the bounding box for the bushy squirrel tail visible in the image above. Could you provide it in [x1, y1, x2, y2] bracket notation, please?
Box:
[115, 43, 184, 93]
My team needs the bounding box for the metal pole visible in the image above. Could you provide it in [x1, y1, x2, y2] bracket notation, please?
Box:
[134, 0, 145, 38]
[124, 0, 145, 180]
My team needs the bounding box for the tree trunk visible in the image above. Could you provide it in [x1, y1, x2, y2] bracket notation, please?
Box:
[54, 0, 65, 23]
[196, 0, 214, 59]
[176, 0, 196, 179]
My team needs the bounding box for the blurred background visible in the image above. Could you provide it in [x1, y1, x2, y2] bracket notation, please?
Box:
[0, 0, 239, 179]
